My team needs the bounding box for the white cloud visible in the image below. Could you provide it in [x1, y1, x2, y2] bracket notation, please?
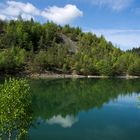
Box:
[21, 13, 35, 21]
[0, 1, 82, 24]
[0, 1, 40, 20]
[89, 0, 133, 11]
[41, 4, 83, 24]
[47, 115, 78, 128]
[91, 29, 140, 50]
[6, 1, 40, 15]
[0, 14, 6, 20]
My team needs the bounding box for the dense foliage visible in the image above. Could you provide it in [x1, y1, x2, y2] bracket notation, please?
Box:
[0, 78, 32, 140]
[128, 47, 140, 56]
[0, 19, 140, 76]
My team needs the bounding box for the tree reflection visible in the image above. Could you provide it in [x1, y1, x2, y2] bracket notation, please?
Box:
[30, 78, 140, 121]
[1, 78, 138, 137]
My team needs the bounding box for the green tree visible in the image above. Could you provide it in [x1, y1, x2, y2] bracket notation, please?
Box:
[128, 56, 140, 76]
[0, 78, 32, 140]
[0, 47, 27, 73]
[31, 50, 48, 72]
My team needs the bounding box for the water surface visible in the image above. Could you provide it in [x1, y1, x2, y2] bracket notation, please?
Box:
[30, 78, 140, 140]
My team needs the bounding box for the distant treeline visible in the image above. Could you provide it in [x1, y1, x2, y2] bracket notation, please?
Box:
[0, 19, 140, 76]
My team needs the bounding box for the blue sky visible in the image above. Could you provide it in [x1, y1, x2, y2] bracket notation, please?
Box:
[0, 0, 140, 50]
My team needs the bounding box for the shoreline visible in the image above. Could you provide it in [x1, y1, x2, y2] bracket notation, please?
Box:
[0, 72, 140, 79]
[29, 73, 140, 79]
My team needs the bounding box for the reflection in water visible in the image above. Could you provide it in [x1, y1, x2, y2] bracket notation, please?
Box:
[137, 96, 140, 109]
[1, 78, 140, 140]
[47, 115, 78, 128]
[108, 93, 139, 107]
[29, 78, 140, 140]
[31, 79, 140, 120]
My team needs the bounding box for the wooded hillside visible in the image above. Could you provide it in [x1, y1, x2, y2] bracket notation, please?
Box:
[0, 19, 140, 76]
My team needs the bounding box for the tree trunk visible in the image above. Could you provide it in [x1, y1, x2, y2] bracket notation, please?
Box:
[8, 131, 11, 140]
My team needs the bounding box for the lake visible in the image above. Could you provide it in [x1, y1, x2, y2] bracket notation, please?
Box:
[29, 78, 140, 140]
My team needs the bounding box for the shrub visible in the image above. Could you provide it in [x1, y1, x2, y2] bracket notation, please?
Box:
[0, 78, 32, 139]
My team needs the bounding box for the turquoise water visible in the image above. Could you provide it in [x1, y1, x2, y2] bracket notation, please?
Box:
[29, 78, 140, 140]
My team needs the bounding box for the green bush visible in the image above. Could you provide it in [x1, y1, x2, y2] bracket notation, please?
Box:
[0, 78, 32, 140]
[0, 47, 27, 72]
[30, 51, 48, 72]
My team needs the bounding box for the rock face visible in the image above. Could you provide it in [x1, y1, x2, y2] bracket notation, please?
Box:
[60, 34, 77, 53]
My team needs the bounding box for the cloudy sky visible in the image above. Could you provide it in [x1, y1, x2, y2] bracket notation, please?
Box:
[0, 0, 140, 50]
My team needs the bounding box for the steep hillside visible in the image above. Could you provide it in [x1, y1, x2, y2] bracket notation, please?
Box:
[0, 19, 140, 76]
